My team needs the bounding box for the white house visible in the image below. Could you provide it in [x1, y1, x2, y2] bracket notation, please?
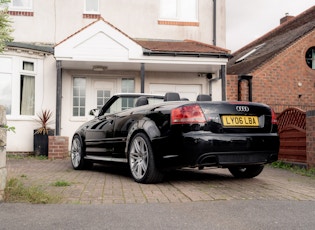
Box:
[0, 0, 230, 152]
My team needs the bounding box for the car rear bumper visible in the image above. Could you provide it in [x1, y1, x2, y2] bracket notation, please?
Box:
[195, 150, 278, 167]
[153, 132, 279, 169]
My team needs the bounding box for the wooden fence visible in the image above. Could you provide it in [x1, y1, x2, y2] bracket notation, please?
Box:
[277, 108, 306, 163]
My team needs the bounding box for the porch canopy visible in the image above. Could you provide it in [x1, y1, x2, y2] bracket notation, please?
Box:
[53, 18, 230, 136]
[54, 18, 230, 74]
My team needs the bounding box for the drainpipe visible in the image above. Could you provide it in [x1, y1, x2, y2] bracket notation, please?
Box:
[213, 0, 217, 46]
[220, 65, 226, 100]
[56, 60, 62, 136]
[209, 78, 212, 101]
[140, 63, 145, 93]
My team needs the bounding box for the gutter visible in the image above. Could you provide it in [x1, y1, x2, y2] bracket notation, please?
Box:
[6, 42, 54, 54]
[143, 50, 231, 59]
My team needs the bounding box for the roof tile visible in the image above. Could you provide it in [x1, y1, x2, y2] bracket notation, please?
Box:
[55, 17, 230, 56]
[227, 5, 315, 75]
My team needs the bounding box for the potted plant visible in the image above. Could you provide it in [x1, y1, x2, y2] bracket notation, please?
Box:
[33, 109, 54, 156]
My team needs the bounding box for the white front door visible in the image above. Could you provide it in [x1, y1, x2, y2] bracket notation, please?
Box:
[92, 79, 116, 109]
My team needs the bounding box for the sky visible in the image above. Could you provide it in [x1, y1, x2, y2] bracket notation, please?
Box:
[226, 0, 315, 52]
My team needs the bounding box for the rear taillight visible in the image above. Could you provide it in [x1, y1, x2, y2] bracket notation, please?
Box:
[171, 104, 206, 124]
[271, 108, 277, 125]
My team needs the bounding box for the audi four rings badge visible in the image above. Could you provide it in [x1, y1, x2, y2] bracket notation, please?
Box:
[236, 106, 249, 112]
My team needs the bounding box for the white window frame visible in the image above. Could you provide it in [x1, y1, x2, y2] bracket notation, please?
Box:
[305, 47, 315, 70]
[0, 56, 12, 115]
[121, 78, 135, 93]
[9, 0, 33, 11]
[159, 0, 198, 22]
[72, 77, 86, 117]
[84, 0, 99, 14]
[19, 60, 36, 115]
[0, 74, 12, 115]
[121, 78, 135, 110]
[2, 56, 41, 119]
[21, 60, 36, 75]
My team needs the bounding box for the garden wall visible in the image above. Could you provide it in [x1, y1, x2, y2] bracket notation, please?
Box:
[0, 105, 7, 201]
[48, 136, 69, 159]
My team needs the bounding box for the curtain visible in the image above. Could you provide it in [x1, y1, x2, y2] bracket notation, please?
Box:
[20, 75, 35, 115]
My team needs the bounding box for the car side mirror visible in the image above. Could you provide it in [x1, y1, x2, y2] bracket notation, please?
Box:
[89, 108, 99, 117]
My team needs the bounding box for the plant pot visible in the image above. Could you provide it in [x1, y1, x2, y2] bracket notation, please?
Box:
[33, 129, 55, 156]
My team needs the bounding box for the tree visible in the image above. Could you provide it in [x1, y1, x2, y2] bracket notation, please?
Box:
[0, 0, 13, 53]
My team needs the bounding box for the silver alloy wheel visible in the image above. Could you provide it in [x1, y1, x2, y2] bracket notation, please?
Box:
[129, 136, 149, 180]
[71, 137, 81, 168]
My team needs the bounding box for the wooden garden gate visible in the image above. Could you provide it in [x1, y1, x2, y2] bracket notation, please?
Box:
[277, 108, 306, 163]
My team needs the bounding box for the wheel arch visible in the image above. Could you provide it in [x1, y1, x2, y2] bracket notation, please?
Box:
[124, 118, 161, 156]
[72, 132, 86, 155]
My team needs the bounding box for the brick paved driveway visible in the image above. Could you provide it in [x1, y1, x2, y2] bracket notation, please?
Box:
[6, 158, 315, 204]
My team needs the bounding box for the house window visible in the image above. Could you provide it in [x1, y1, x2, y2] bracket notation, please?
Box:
[305, 47, 315, 70]
[122, 78, 135, 93]
[0, 57, 40, 116]
[235, 43, 265, 64]
[20, 61, 35, 115]
[121, 78, 135, 110]
[0, 74, 12, 115]
[73, 78, 86, 116]
[9, 0, 32, 10]
[159, 0, 198, 22]
[23, 61, 34, 71]
[84, 0, 99, 13]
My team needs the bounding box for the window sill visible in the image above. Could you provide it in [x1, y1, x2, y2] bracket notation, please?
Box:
[6, 115, 35, 121]
[83, 13, 101, 19]
[69, 116, 91, 122]
[8, 11, 34, 16]
[158, 20, 199, 27]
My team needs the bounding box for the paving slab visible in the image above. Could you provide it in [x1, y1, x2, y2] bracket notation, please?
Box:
[6, 158, 315, 204]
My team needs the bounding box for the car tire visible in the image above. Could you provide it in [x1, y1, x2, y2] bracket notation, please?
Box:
[228, 165, 264, 178]
[128, 133, 164, 184]
[70, 135, 93, 170]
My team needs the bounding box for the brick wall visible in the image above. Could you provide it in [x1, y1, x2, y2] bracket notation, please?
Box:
[239, 80, 250, 101]
[8, 11, 34, 16]
[226, 74, 238, 101]
[306, 110, 315, 168]
[226, 30, 315, 113]
[48, 136, 69, 160]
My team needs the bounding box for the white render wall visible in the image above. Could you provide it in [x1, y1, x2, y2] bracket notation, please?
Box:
[6, 53, 56, 152]
[5, 0, 227, 152]
[10, 0, 226, 47]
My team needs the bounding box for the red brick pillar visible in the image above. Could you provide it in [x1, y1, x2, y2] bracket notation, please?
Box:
[48, 136, 69, 159]
[306, 110, 315, 168]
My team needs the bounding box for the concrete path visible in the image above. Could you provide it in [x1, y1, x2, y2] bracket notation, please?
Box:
[1, 200, 315, 230]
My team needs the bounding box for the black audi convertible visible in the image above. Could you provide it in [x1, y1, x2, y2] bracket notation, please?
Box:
[70, 92, 279, 183]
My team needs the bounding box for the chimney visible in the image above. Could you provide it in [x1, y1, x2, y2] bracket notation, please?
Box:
[280, 13, 294, 24]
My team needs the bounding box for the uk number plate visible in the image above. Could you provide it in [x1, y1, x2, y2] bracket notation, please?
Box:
[221, 115, 259, 127]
